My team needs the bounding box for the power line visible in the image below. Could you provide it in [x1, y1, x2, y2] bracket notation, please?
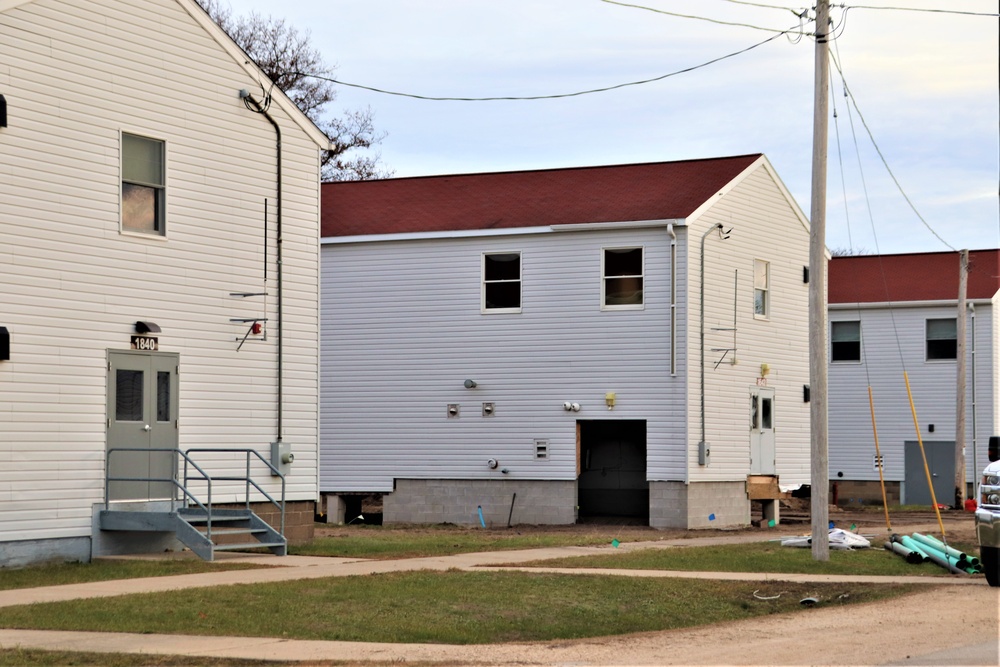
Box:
[829, 50, 956, 251]
[600, 0, 804, 33]
[292, 30, 798, 102]
[840, 4, 999, 18]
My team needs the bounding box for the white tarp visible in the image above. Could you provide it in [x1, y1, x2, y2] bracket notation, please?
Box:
[780, 528, 872, 550]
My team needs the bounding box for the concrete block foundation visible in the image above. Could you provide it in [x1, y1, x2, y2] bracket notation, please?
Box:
[650, 481, 750, 529]
[383, 479, 577, 526]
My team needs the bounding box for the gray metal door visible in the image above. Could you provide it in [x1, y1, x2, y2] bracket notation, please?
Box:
[107, 350, 178, 500]
[750, 387, 776, 474]
[904, 440, 954, 506]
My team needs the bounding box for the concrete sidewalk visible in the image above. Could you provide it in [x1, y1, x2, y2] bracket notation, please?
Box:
[0, 521, 992, 665]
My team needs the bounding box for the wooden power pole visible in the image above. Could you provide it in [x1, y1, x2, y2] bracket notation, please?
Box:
[955, 249, 968, 507]
[809, 0, 831, 561]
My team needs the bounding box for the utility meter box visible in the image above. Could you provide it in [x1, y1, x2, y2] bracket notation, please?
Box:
[270, 441, 294, 476]
[698, 441, 710, 466]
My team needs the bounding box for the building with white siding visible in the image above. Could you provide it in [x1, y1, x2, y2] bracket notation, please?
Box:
[828, 250, 1000, 507]
[0, 0, 328, 567]
[320, 154, 812, 529]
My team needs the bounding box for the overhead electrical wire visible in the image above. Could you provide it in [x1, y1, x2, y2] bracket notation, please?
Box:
[829, 50, 956, 251]
[290, 27, 803, 102]
[840, 4, 999, 18]
[600, 0, 803, 33]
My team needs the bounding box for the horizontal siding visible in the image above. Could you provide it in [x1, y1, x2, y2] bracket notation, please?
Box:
[828, 304, 995, 483]
[320, 229, 688, 492]
[0, 0, 321, 543]
[685, 164, 811, 487]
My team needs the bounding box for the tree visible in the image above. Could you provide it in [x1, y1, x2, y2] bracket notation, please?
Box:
[198, 0, 391, 181]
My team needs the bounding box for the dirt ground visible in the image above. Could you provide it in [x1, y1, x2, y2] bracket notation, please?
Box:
[315, 501, 982, 546]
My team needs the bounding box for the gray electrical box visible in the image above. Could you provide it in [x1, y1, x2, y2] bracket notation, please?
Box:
[270, 441, 294, 476]
[698, 441, 710, 466]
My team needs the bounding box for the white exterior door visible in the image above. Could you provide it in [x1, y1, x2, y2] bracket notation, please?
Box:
[106, 350, 179, 501]
[750, 386, 776, 475]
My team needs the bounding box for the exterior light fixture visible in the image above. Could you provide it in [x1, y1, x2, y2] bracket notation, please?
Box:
[134, 321, 161, 334]
[464, 379, 477, 389]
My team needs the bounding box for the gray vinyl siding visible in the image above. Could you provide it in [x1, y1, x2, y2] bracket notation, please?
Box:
[828, 303, 996, 483]
[320, 228, 688, 492]
[0, 0, 322, 544]
[685, 163, 812, 487]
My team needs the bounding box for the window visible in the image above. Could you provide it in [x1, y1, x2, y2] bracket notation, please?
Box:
[122, 132, 165, 234]
[831, 320, 861, 362]
[926, 318, 957, 360]
[482, 252, 521, 312]
[603, 247, 643, 309]
[753, 259, 769, 318]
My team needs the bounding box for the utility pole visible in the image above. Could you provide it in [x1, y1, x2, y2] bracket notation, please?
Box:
[955, 249, 968, 508]
[809, 0, 831, 561]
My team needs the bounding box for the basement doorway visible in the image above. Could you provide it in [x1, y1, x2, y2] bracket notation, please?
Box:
[577, 420, 648, 523]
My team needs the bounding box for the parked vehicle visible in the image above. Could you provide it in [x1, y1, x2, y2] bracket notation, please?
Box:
[976, 437, 1000, 586]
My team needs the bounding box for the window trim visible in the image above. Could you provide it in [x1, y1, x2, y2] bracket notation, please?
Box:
[753, 258, 769, 320]
[601, 245, 645, 311]
[481, 251, 522, 314]
[120, 130, 167, 237]
[830, 320, 862, 363]
[925, 317, 958, 362]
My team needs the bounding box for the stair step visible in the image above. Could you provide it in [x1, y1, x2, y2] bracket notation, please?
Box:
[213, 541, 286, 551]
[200, 527, 268, 536]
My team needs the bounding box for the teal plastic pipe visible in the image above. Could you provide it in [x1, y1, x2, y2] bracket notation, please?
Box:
[912, 532, 979, 567]
[898, 535, 931, 562]
[904, 536, 968, 575]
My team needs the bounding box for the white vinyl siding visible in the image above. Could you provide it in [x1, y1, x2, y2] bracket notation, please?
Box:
[685, 163, 811, 487]
[829, 304, 994, 483]
[321, 229, 687, 492]
[0, 0, 322, 545]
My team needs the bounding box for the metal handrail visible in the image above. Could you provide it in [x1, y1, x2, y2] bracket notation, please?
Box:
[184, 448, 286, 537]
[105, 447, 285, 543]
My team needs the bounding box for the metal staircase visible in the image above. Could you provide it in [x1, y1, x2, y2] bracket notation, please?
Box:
[99, 448, 287, 561]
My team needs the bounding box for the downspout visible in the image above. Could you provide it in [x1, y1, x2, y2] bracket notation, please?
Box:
[699, 223, 726, 454]
[970, 302, 977, 499]
[667, 224, 677, 377]
[241, 91, 284, 443]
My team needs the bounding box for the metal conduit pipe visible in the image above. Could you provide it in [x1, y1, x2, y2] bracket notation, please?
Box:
[699, 223, 729, 451]
[241, 92, 284, 443]
[667, 223, 677, 377]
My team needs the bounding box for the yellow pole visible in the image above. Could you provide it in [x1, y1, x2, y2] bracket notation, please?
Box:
[903, 371, 947, 539]
[868, 386, 892, 531]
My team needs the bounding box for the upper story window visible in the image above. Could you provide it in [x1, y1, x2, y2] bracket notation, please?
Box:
[122, 132, 165, 235]
[753, 259, 769, 318]
[482, 252, 521, 312]
[926, 318, 957, 361]
[603, 247, 644, 309]
[831, 320, 861, 362]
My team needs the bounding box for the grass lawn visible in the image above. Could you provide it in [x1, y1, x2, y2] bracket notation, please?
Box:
[0, 570, 919, 645]
[0, 649, 280, 667]
[292, 524, 648, 559]
[519, 540, 984, 577]
[0, 560, 267, 592]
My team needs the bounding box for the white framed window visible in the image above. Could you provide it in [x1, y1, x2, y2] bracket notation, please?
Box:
[121, 132, 165, 235]
[753, 259, 769, 318]
[602, 247, 644, 310]
[831, 320, 861, 362]
[482, 252, 521, 313]
[926, 318, 957, 361]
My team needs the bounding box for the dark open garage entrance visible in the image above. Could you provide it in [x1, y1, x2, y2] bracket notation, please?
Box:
[577, 420, 648, 522]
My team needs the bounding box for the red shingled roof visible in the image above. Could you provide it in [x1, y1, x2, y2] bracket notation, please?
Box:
[829, 250, 1000, 304]
[321, 154, 762, 237]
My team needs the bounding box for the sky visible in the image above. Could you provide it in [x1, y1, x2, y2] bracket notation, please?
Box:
[221, 0, 998, 256]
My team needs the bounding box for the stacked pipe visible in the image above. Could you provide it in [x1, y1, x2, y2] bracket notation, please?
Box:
[883, 532, 983, 575]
